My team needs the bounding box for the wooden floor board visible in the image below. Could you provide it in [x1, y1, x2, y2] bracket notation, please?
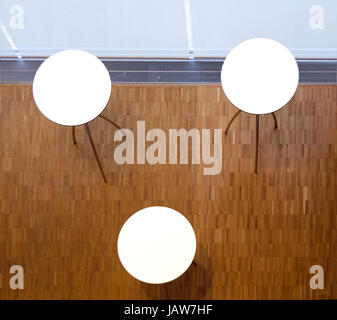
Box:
[0, 84, 336, 299]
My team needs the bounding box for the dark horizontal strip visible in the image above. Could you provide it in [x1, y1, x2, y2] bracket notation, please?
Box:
[2, 58, 336, 73]
[146, 71, 220, 83]
[109, 71, 148, 82]
[299, 71, 337, 83]
[0, 59, 336, 84]
[0, 60, 43, 71]
[298, 61, 337, 72]
[146, 61, 223, 72]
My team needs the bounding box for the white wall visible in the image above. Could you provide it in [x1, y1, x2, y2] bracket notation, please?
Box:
[191, 0, 337, 58]
[0, 0, 336, 58]
[0, 0, 189, 57]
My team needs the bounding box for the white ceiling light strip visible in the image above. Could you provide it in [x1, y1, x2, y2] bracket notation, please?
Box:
[0, 19, 22, 59]
[184, 0, 194, 59]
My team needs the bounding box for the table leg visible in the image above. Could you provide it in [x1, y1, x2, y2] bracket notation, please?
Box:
[72, 126, 77, 145]
[84, 123, 108, 183]
[255, 115, 259, 174]
[99, 114, 122, 130]
[272, 112, 278, 129]
[225, 110, 241, 134]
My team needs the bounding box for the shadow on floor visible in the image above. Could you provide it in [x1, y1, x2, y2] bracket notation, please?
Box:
[140, 257, 212, 300]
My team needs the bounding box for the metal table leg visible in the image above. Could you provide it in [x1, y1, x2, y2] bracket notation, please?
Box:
[72, 126, 77, 145]
[84, 123, 108, 183]
[255, 115, 260, 174]
[272, 112, 278, 129]
[225, 110, 241, 134]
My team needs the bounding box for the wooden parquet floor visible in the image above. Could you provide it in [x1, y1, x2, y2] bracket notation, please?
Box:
[0, 84, 336, 299]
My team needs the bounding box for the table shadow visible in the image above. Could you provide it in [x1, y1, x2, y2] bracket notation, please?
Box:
[140, 257, 212, 300]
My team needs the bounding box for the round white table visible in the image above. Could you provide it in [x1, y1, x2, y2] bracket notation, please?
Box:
[33, 50, 120, 182]
[33, 50, 111, 126]
[221, 38, 299, 172]
[117, 206, 197, 284]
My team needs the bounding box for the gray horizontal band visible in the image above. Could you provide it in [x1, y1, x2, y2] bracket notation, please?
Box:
[0, 59, 336, 84]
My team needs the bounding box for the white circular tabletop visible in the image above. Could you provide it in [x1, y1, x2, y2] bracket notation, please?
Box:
[221, 38, 299, 115]
[117, 206, 197, 284]
[33, 50, 111, 126]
